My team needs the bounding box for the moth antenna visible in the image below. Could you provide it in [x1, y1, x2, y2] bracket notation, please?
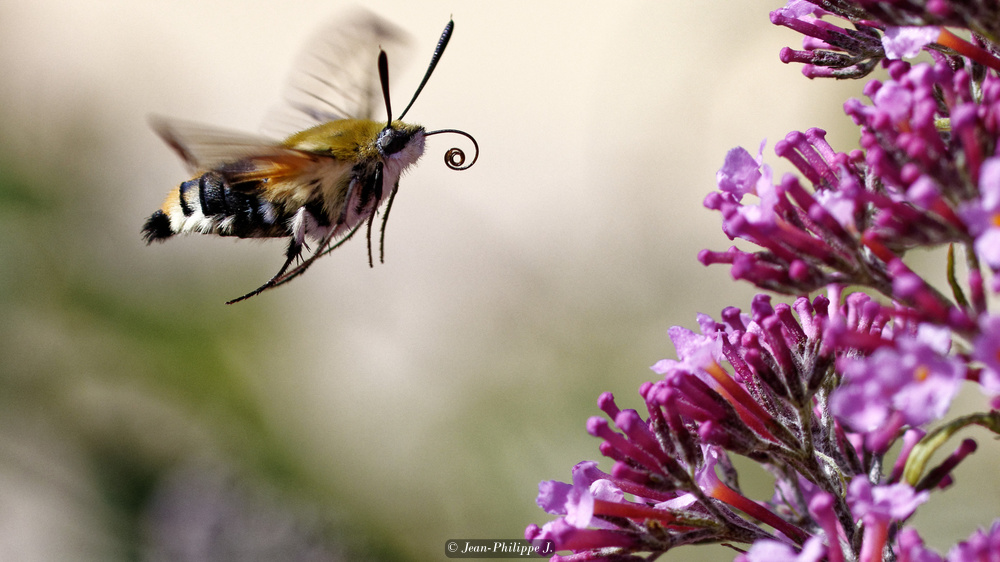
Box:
[378, 50, 392, 124]
[398, 19, 453, 120]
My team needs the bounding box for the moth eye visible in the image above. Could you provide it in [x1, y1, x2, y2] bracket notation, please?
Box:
[379, 129, 411, 156]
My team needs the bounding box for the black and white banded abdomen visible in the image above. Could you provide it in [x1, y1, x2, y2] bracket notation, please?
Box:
[142, 172, 306, 244]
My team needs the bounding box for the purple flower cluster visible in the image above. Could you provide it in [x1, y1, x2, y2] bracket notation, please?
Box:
[770, 0, 1000, 78]
[526, 2, 1000, 561]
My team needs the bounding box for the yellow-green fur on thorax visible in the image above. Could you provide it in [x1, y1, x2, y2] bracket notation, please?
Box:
[283, 119, 422, 160]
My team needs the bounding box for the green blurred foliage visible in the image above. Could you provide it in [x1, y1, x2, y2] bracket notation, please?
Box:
[0, 121, 411, 561]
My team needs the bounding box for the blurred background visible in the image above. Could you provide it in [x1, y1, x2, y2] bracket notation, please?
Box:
[1, 1, 997, 560]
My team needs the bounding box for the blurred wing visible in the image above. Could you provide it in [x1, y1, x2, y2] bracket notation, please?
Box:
[261, 9, 410, 138]
[151, 116, 316, 183]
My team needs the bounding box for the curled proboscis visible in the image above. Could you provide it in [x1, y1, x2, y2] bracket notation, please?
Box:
[426, 128, 479, 171]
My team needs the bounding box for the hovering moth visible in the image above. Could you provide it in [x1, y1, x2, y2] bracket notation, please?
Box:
[142, 13, 477, 304]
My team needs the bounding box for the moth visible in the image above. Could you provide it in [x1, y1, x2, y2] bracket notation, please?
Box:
[142, 13, 477, 304]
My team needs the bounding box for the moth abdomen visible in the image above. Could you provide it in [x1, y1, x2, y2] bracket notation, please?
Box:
[198, 172, 228, 216]
[142, 172, 288, 244]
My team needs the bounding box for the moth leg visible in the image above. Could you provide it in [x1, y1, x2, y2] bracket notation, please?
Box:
[226, 207, 309, 305]
[268, 221, 364, 290]
[378, 181, 400, 264]
[365, 162, 384, 268]
[365, 213, 376, 268]
[225, 237, 304, 305]
[337, 180, 358, 227]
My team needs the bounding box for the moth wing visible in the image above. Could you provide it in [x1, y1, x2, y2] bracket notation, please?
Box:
[150, 116, 317, 184]
[261, 9, 411, 138]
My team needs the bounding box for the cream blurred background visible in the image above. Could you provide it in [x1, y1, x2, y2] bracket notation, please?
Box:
[1, 1, 995, 561]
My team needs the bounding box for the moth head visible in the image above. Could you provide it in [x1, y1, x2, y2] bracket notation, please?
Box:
[376, 20, 477, 173]
[378, 121, 425, 158]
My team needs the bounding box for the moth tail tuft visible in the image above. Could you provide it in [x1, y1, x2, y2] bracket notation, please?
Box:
[142, 210, 174, 244]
